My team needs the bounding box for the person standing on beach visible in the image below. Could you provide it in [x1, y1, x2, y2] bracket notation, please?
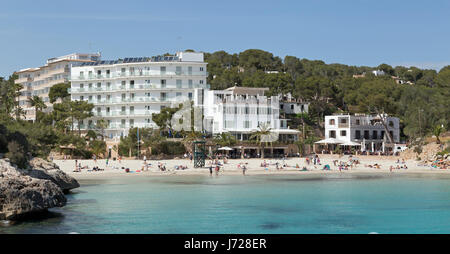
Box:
[75, 159, 78, 171]
[106, 158, 109, 168]
[209, 165, 213, 176]
[215, 165, 219, 176]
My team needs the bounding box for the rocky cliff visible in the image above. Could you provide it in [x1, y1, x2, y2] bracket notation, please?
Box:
[0, 158, 79, 220]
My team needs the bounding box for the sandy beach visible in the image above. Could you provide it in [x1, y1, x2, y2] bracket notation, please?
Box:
[53, 154, 449, 180]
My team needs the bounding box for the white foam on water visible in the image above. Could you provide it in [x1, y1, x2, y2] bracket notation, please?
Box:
[68, 232, 80, 234]
[368, 232, 379, 234]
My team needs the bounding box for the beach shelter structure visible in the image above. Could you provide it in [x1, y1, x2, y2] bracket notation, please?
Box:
[192, 140, 206, 168]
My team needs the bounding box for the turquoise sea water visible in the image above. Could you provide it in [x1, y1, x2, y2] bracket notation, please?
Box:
[2, 174, 450, 234]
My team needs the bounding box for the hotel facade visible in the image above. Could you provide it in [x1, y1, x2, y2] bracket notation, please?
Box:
[15, 53, 101, 121]
[69, 52, 208, 138]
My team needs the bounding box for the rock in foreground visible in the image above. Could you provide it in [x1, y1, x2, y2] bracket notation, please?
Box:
[0, 158, 77, 220]
[28, 158, 80, 193]
[0, 175, 66, 220]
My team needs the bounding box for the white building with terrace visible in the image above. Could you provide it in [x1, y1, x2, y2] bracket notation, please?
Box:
[316, 113, 400, 154]
[201, 86, 300, 157]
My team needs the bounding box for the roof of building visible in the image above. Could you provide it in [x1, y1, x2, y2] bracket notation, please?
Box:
[225, 86, 269, 96]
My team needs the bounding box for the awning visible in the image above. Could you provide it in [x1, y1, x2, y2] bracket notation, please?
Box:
[315, 138, 345, 144]
[339, 141, 361, 146]
[218, 146, 233, 151]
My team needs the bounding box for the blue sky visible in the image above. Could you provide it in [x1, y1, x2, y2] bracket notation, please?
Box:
[1, 0, 449, 77]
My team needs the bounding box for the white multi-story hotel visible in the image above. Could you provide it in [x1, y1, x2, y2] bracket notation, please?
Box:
[202, 86, 300, 144]
[69, 52, 208, 138]
[15, 53, 100, 121]
[320, 113, 400, 153]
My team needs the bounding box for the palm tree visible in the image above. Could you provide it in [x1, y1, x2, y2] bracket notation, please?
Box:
[433, 124, 446, 144]
[213, 132, 237, 147]
[28, 95, 47, 122]
[250, 123, 274, 158]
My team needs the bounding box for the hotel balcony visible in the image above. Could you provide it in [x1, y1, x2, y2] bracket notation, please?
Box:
[68, 83, 209, 94]
[71, 71, 208, 81]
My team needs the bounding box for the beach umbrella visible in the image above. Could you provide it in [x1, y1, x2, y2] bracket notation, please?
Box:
[338, 141, 361, 146]
[218, 146, 233, 151]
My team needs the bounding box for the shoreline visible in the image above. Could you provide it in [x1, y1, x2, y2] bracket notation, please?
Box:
[52, 155, 449, 181]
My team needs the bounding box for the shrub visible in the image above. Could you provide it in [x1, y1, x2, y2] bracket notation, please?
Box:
[6, 141, 27, 168]
[151, 141, 186, 155]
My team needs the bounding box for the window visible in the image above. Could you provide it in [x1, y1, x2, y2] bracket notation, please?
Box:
[176, 79, 182, 88]
[355, 119, 360, 125]
[355, 130, 361, 139]
[372, 131, 378, 139]
[188, 92, 193, 100]
[199, 80, 204, 84]
[291, 105, 294, 110]
[244, 121, 251, 129]
[176, 92, 182, 97]
[176, 66, 182, 75]
[200, 67, 204, 71]
[188, 79, 193, 88]
[329, 130, 336, 138]
[329, 119, 335, 125]
[97, 95, 101, 101]
[389, 121, 394, 127]
[340, 118, 347, 124]
[364, 130, 370, 139]
[340, 130, 347, 137]
[160, 92, 167, 101]
[161, 79, 166, 88]
[160, 66, 166, 74]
